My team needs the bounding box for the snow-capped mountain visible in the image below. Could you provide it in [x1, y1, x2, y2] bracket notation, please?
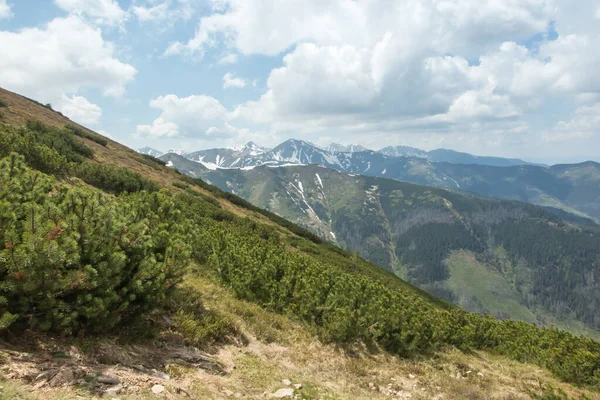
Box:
[157, 138, 539, 180]
[183, 141, 272, 169]
[379, 145, 427, 158]
[326, 143, 370, 153]
[138, 147, 164, 158]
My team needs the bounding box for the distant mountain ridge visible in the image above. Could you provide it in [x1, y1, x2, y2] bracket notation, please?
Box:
[160, 155, 600, 337]
[150, 140, 600, 220]
[139, 139, 537, 168]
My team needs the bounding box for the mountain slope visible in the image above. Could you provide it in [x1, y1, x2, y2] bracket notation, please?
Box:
[2, 86, 600, 397]
[158, 139, 599, 220]
[175, 161, 600, 337]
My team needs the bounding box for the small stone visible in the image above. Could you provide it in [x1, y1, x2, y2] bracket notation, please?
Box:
[221, 387, 234, 397]
[477, 372, 485, 377]
[368, 382, 374, 388]
[282, 379, 292, 386]
[234, 393, 243, 398]
[35, 370, 57, 381]
[48, 367, 75, 387]
[103, 384, 123, 397]
[293, 383, 303, 390]
[97, 375, 120, 385]
[0, 386, 4, 392]
[408, 374, 415, 379]
[466, 371, 472, 375]
[152, 384, 165, 394]
[33, 379, 48, 390]
[397, 390, 413, 399]
[271, 388, 295, 398]
[149, 369, 170, 381]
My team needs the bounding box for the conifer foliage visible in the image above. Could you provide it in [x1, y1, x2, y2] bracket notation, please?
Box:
[0, 121, 599, 388]
[0, 153, 189, 332]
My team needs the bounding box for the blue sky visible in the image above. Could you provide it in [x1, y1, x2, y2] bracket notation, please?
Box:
[1, 0, 599, 164]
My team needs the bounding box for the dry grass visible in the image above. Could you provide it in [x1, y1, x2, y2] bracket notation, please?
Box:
[1, 274, 599, 399]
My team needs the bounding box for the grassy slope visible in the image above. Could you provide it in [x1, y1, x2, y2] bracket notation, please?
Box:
[189, 163, 600, 336]
[1, 87, 599, 399]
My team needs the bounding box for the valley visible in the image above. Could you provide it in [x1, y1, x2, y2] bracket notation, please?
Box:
[160, 154, 600, 338]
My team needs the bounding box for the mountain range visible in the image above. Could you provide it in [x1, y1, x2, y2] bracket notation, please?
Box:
[160, 151, 600, 337]
[142, 139, 600, 221]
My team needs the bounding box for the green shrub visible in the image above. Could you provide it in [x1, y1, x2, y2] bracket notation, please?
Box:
[76, 163, 160, 194]
[65, 124, 108, 147]
[173, 181, 190, 190]
[141, 153, 166, 166]
[0, 155, 190, 333]
[0, 99, 7, 108]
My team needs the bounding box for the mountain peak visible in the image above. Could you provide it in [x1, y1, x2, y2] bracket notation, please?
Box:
[138, 146, 164, 157]
[230, 141, 269, 155]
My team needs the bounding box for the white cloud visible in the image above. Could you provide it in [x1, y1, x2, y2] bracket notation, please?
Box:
[218, 53, 239, 64]
[54, 0, 128, 26]
[0, 16, 136, 106]
[132, 0, 194, 25]
[56, 95, 103, 124]
[543, 103, 600, 142]
[0, 0, 12, 19]
[167, 0, 551, 59]
[135, 94, 229, 138]
[223, 72, 246, 89]
[154, 0, 600, 160]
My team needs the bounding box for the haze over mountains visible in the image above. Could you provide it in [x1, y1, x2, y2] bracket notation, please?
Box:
[141, 139, 600, 222]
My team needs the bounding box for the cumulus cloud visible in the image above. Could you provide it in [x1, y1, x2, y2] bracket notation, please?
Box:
[0, 16, 136, 106]
[56, 95, 103, 124]
[135, 94, 229, 138]
[0, 0, 12, 19]
[151, 0, 600, 159]
[543, 103, 600, 142]
[54, 0, 128, 26]
[222, 72, 246, 89]
[166, 0, 551, 59]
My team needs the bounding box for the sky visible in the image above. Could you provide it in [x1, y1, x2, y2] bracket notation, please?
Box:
[0, 0, 599, 164]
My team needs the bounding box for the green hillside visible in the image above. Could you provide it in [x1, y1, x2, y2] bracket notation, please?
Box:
[1, 87, 600, 398]
[180, 161, 600, 338]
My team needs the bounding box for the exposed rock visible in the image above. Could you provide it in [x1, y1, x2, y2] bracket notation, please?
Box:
[152, 384, 165, 394]
[271, 388, 295, 398]
[282, 379, 292, 386]
[103, 384, 123, 397]
[35, 370, 57, 381]
[149, 369, 170, 380]
[293, 383, 303, 390]
[48, 367, 75, 387]
[97, 375, 121, 385]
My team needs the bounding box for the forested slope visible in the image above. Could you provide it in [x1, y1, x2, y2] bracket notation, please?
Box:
[1, 87, 600, 397]
[180, 162, 600, 337]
